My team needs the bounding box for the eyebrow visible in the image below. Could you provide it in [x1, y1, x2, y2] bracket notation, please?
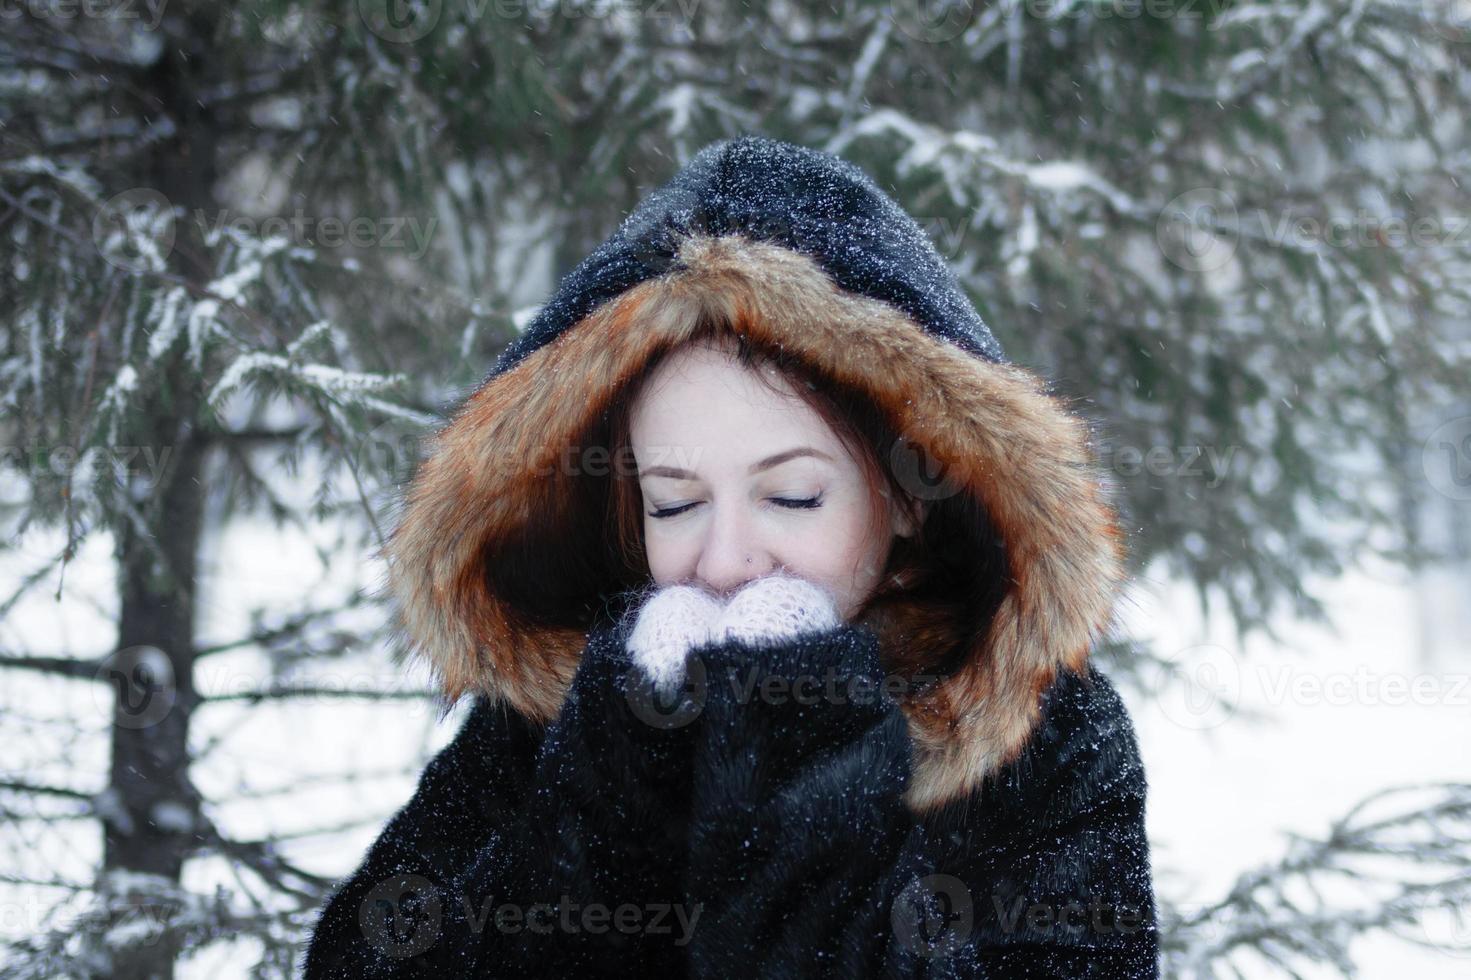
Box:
[639, 446, 835, 480]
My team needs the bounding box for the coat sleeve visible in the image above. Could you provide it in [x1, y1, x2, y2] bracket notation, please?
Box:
[679, 622, 1160, 979]
[300, 620, 697, 977]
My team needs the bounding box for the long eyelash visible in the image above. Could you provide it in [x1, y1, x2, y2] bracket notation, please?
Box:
[647, 494, 823, 520]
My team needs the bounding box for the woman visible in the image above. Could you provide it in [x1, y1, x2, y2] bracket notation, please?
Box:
[302, 136, 1159, 978]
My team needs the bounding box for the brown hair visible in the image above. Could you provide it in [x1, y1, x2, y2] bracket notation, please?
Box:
[594, 318, 1009, 681]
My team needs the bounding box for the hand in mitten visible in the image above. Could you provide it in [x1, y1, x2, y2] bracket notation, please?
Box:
[626, 574, 842, 692]
[626, 584, 724, 693]
[712, 572, 841, 644]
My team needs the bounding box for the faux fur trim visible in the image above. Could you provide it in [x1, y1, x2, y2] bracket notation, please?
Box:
[388, 233, 1128, 813]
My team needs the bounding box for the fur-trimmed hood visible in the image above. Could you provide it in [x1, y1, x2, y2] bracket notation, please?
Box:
[389, 136, 1129, 813]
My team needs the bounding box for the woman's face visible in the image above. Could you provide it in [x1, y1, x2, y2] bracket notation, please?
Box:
[629, 341, 917, 620]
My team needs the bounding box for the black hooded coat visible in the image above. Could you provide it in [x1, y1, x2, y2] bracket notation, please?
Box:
[301, 136, 1160, 978]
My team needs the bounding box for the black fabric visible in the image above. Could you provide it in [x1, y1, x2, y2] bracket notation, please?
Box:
[301, 616, 1159, 977]
[491, 135, 1005, 380]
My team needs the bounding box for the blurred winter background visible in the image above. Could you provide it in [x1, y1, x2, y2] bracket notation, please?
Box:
[2, 1, 1470, 977]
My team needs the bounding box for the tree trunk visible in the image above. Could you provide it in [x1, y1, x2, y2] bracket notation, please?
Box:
[93, 12, 219, 977]
[101, 429, 205, 980]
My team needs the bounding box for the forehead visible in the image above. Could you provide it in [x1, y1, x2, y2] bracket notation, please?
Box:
[629, 344, 844, 458]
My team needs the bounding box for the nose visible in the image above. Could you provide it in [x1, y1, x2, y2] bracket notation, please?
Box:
[694, 502, 774, 599]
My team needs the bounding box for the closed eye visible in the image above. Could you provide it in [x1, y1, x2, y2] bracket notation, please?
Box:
[648, 502, 698, 519]
[647, 494, 824, 520]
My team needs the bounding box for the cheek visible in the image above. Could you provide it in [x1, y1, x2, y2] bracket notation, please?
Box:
[785, 502, 879, 580]
[640, 521, 684, 584]
[642, 525, 668, 579]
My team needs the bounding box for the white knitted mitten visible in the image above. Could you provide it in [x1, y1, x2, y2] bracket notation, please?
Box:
[714, 573, 841, 644]
[626, 585, 723, 692]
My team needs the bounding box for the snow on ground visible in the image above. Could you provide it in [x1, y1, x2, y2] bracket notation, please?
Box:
[1122, 554, 1470, 977]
